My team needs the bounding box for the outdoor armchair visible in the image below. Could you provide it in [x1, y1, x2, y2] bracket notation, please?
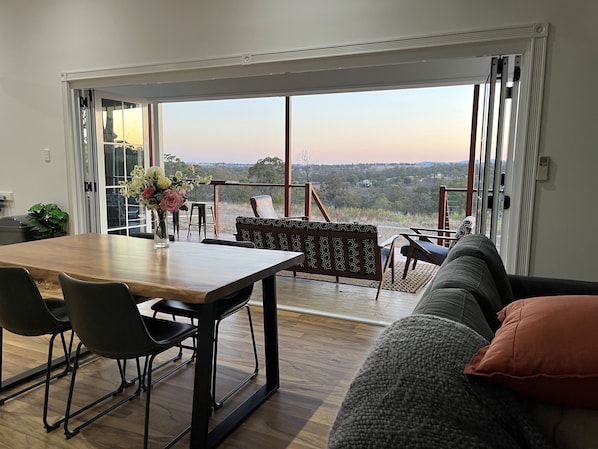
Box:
[250, 195, 308, 220]
[399, 216, 475, 279]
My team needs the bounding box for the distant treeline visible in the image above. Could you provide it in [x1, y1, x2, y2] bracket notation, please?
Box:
[165, 154, 469, 216]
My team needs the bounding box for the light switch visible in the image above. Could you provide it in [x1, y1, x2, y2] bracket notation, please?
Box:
[43, 148, 51, 162]
[537, 156, 550, 181]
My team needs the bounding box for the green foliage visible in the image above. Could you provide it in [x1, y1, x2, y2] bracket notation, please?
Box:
[248, 157, 285, 183]
[27, 203, 69, 239]
[165, 153, 471, 216]
[164, 153, 191, 176]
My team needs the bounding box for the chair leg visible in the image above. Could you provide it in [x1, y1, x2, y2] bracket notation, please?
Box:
[402, 256, 411, 279]
[212, 306, 259, 410]
[375, 280, 384, 301]
[64, 343, 143, 439]
[143, 355, 157, 449]
[0, 330, 73, 409]
[43, 331, 73, 431]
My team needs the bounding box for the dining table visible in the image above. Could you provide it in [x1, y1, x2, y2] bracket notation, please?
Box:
[0, 233, 304, 448]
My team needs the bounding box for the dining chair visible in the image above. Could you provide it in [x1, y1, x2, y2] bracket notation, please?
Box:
[128, 231, 194, 368]
[150, 238, 259, 409]
[0, 266, 73, 431]
[58, 273, 197, 448]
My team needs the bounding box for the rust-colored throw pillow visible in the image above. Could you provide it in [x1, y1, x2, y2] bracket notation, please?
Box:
[464, 295, 598, 409]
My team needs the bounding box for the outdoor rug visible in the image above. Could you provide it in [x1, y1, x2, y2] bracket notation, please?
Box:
[278, 260, 438, 294]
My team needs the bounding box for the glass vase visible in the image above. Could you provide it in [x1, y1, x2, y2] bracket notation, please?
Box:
[154, 210, 169, 249]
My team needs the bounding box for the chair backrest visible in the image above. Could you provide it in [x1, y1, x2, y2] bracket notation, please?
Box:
[0, 266, 67, 336]
[130, 231, 175, 241]
[201, 238, 255, 310]
[235, 216, 383, 280]
[59, 273, 161, 359]
[202, 238, 255, 249]
[250, 195, 279, 219]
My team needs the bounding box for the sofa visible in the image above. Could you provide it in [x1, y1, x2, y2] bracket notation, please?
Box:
[328, 233, 598, 449]
[235, 216, 398, 299]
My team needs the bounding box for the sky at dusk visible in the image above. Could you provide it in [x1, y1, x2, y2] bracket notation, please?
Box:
[162, 85, 476, 165]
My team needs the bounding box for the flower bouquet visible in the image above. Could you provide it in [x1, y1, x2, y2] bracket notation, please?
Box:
[120, 165, 211, 248]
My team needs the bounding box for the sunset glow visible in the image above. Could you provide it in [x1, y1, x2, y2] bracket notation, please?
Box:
[162, 85, 475, 165]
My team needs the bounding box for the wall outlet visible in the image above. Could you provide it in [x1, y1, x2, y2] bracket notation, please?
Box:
[0, 192, 14, 201]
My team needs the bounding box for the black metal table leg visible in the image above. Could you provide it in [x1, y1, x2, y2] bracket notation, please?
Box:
[188, 274, 280, 448]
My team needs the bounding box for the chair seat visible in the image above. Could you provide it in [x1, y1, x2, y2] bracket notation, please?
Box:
[44, 298, 71, 325]
[151, 285, 254, 319]
[400, 240, 450, 264]
[143, 316, 198, 344]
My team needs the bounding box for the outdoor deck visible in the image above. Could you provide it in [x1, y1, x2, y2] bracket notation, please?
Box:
[172, 224, 427, 326]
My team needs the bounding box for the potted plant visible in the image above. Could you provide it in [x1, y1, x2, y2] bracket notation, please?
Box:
[27, 203, 69, 239]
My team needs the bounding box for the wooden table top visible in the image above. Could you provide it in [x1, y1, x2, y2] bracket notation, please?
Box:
[0, 234, 304, 304]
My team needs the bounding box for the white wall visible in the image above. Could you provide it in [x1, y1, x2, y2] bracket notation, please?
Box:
[1, 0, 597, 280]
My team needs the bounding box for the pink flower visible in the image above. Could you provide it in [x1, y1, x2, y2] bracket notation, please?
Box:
[142, 187, 154, 199]
[160, 189, 184, 213]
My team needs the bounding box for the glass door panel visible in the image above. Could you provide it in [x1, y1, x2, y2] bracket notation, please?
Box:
[473, 55, 520, 251]
[95, 95, 149, 234]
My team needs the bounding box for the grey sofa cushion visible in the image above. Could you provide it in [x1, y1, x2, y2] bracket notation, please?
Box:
[327, 315, 552, 449]
[446, 233, 515, 304]
[412, 288, 495, 341]
[426, 255, 505, 331]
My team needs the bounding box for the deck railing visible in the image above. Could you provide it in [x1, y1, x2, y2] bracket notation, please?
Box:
[185, 181, 472, 236]
[188, 181, 331, 234]
[437, 185, 476, 244]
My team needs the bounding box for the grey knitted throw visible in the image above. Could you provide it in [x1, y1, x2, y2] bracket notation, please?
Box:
[328, 315, 553, 449]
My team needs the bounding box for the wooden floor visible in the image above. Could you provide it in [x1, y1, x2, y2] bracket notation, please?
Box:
[0, 237, 426, 448]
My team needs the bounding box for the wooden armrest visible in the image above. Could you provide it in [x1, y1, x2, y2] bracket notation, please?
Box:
[380, 235, 400, 247]
[410, 226, 457, 234]
[399, 232, 459, 241]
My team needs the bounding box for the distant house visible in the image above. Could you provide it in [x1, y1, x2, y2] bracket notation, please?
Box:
[360, 179, 372, 187]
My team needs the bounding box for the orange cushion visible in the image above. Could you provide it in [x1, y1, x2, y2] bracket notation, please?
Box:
[464, 295, 598, 409]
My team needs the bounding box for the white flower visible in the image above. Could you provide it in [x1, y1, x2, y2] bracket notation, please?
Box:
[145, 166, 164, 179]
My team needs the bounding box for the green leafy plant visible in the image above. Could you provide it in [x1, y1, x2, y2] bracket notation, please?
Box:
[27, 203, 69, 239]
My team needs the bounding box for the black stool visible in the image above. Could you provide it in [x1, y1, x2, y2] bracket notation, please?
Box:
[187, 202, 207, 239]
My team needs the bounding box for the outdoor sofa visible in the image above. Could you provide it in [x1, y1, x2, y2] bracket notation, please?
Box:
[235, 216, 399, 300]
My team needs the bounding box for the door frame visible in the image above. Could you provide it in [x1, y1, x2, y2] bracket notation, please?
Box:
[61, 23, 548, 275]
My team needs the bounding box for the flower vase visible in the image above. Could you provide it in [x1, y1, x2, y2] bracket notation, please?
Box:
[154, 210, 169, 249]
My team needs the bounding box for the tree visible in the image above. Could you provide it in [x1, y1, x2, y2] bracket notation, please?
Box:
[248, 157, 285, 184]
[164, 153, 195, 177]
[297, 149, 312, 183]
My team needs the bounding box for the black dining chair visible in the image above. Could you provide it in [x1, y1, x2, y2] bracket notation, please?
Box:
[58, 273, 197, 448]
[0, 266, 73, 431]
[150, 238, 259, 410]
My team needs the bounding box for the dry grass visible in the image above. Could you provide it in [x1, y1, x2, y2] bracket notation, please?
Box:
[184, 201, 441, 237]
